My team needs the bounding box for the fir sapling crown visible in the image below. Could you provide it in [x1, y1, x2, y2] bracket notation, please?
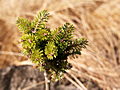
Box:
[16, 10, 88, 81]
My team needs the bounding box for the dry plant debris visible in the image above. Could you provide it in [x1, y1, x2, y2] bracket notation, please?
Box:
[0, 0, 120, 89]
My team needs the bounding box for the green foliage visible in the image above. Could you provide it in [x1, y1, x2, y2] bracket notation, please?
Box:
[16, 10, 88, 81]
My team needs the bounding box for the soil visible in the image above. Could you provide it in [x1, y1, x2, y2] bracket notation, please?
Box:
[0, 65, 102, 90]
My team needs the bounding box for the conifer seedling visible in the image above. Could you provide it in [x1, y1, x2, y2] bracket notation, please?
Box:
[16, 10, 88, 90]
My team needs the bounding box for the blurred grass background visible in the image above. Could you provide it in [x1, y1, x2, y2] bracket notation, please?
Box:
[0, 0, 120, 89]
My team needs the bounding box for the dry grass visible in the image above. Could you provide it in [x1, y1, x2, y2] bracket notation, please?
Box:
[0, 0, 120, 89]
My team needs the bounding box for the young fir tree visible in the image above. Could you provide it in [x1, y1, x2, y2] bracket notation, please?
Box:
[16, 10, 88, 81]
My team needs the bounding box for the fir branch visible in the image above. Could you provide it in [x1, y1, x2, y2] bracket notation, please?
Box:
[32, 10, 49, 31]
[16, 17, 32, 33]
[16, 10, 88, 81]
